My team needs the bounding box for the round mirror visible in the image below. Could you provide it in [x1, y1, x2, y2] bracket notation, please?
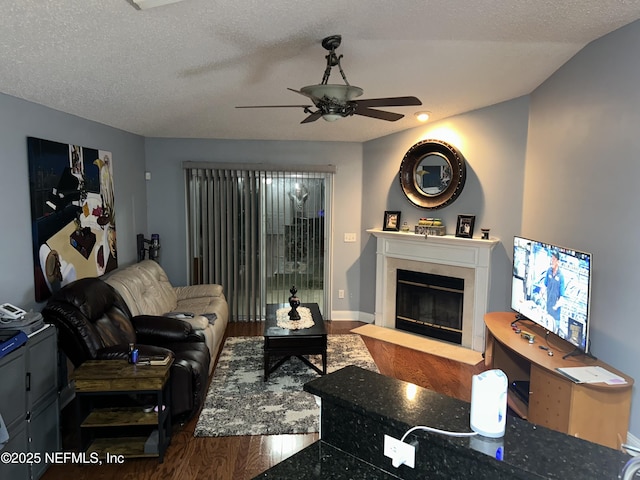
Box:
[415, 153, 451, 196]
[399, 139, 466, 209]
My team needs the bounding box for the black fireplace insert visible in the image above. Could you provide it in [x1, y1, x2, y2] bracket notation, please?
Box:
[395, 269, 464, 344]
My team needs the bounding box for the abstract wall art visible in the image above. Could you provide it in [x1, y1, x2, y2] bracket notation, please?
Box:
[27, 137, 117, 302]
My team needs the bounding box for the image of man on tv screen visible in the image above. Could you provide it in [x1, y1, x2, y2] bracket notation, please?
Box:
[543, 249, 565, 331]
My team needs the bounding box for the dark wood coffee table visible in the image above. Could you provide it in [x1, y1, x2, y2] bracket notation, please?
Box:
[263, 303, 327, 381]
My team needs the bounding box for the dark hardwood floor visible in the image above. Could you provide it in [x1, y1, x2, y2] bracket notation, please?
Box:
[42, 321, 485, 480]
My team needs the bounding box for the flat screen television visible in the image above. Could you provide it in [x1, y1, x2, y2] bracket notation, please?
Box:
[511, 236, 592, 355]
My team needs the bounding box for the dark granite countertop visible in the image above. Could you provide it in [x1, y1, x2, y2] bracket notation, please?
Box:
[297, 365, 631, 480]
[253, 441, 398, 480]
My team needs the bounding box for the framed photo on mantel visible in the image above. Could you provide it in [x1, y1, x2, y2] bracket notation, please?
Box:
[383, 211, 401, 231]
[455, 214, 475, 238]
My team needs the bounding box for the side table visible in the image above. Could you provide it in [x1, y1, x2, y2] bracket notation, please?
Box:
[72, 359, 173, 462]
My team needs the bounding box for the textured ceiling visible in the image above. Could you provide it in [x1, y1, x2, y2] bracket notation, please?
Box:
[1, 0, 640, 142]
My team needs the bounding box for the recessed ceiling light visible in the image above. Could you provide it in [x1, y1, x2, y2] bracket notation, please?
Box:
[128, 0, 187, 10]
[414, 111, 431, 122]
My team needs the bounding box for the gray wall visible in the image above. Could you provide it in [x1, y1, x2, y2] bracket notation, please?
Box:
[143, 138, 363, 316]
[0, 92, 147, 310]
[359, 96, 531, 315]
[524, 20, 640, 434]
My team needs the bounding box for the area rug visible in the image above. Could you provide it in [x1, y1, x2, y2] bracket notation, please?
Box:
[352, 324, 484, 366]
[194, 334, 378, 437]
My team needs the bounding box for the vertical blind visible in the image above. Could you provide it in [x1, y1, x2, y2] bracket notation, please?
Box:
[184, 162, 335, 322]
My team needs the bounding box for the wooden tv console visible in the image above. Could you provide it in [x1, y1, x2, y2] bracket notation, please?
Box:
[484, 312, 633, 449]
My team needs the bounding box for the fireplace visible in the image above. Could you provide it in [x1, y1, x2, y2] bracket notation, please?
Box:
[395, 269, 464, 344]
[368, 229, 498, 352]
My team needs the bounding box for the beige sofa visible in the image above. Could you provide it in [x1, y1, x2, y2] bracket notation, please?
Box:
[104, 260, 228, 373]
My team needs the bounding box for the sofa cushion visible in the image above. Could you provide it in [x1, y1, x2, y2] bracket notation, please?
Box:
[105, 262, 178, 316]
[175, 284, 223, 299]
[176, 296, 227, 319]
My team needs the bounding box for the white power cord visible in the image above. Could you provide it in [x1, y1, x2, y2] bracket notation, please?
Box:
[400, 425, 479, 442]
[385, 425, 479, 469]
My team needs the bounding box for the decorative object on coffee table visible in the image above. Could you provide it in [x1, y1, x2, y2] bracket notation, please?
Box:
[277, 284, 313, 330]
[276, 305, 314, 330]
[288, 285, 301, 320]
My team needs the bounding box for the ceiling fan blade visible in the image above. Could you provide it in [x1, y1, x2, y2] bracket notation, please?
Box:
[354, 107, 404, 122]
[356, 96, 422, 108]
[236, 104, 312, 109]
[301, 111, 323, 123]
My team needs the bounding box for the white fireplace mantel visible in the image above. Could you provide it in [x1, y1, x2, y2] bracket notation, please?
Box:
[367, 229, 499, 352]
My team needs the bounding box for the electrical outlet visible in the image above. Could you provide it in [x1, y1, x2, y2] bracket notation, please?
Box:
[338, 289, 345, 299]
[384, 434, 415, 468]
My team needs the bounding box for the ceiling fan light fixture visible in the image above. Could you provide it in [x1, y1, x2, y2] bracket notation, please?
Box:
[301, 84, 364, 103]
[322, 114, 342, 122]
[415, 111, 431, 122]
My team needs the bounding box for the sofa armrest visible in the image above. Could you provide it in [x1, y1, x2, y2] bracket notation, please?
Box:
[132, 314, 202, 344]
[164, 312, 209, 330]
[175, 284, 223, 300]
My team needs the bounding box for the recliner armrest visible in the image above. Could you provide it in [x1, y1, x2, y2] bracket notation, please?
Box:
[96, 344, 173, 361]
[132, 315, 205, 344]
[95, 345, 129, 361]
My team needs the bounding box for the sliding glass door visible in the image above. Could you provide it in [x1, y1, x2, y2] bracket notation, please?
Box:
[262, 173, 328, 309]
[185, 163, 333, 322]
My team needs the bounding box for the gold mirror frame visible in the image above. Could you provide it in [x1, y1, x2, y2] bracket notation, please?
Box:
[398, 139, 467, 209]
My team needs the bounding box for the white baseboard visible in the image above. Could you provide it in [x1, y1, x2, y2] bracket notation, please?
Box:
[330, 310, 374, 323]
[359, 312, 375, 323]
[624, 432, 640, 455]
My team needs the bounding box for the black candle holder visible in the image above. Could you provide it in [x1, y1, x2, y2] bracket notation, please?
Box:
[288, 285, 301, 320]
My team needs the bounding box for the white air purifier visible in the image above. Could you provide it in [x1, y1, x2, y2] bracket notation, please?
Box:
[470, 369, 508, 438]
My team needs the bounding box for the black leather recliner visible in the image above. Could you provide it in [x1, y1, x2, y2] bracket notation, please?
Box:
[42, 277, 210, 422]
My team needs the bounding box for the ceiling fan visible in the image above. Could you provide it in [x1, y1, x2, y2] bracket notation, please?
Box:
[236, 35, 422, 124]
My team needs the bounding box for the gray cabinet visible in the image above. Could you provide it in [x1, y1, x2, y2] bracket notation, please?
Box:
[0, 325, 60, 480]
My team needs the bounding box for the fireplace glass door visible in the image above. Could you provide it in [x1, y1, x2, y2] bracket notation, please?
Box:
[395, 269, 464, 344]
